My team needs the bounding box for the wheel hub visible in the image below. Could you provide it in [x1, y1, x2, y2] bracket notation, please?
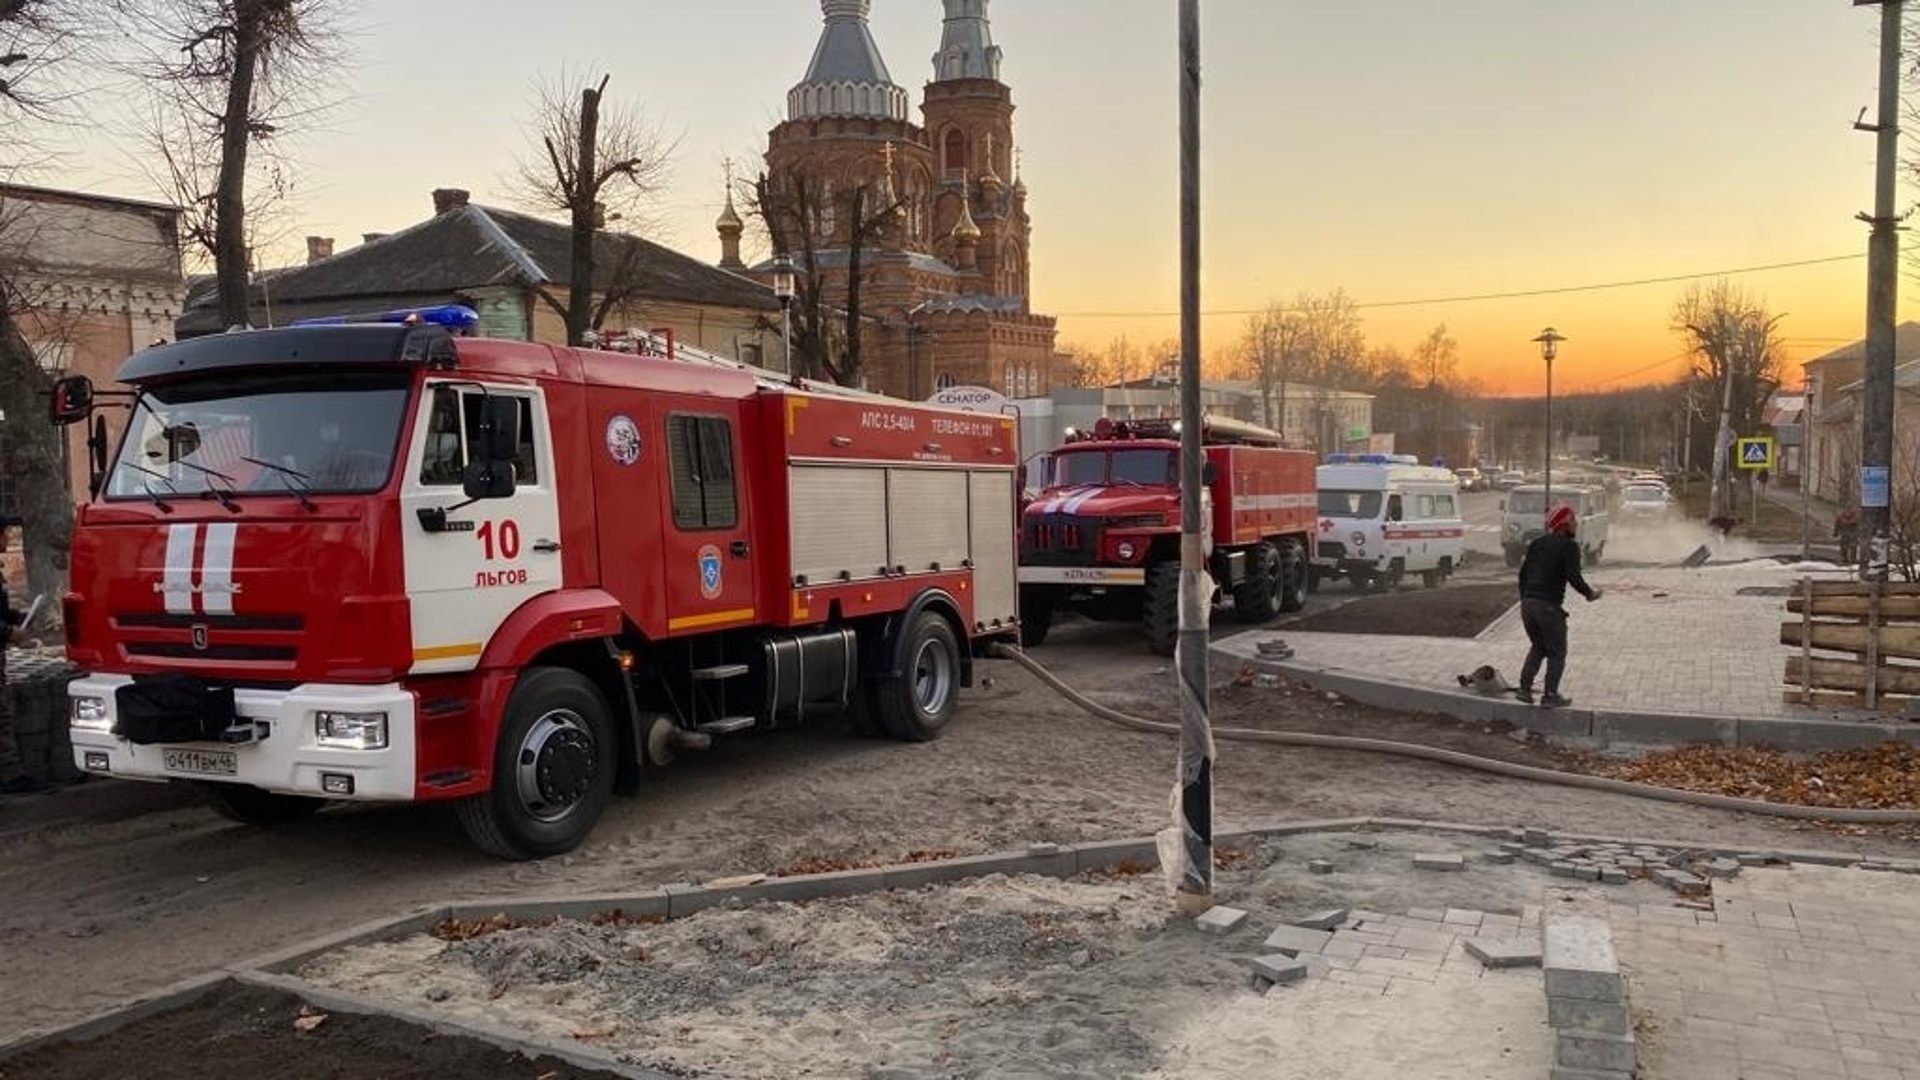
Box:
[516, 710, 597, 822]
[912, 639, 954, 714]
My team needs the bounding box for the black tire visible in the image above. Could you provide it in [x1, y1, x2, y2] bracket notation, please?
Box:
[1422, 568, 1442, 589]
[198, 783, 325, 827]
[1277, 538, 1309, 613]
[872, 611, 963, 742]
[1143, 561, 1181, 656]
[456, 666, 617, 861]
[1019, 588, 1054, 648]
[1232, 542, 1282, 624]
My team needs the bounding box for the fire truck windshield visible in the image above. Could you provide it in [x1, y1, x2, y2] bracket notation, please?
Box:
[105, 371, 412, 502]
[1048, 448, 1175, 488]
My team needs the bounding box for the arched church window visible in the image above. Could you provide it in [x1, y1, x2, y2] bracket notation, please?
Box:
[935, 372, 958, 391]
[944, 129, 967, 174]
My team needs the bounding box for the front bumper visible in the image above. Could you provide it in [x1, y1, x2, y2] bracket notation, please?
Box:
[68, 675, 418, 800]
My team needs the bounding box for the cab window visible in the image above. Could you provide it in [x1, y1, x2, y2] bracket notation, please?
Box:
[1386, 494, 1403, 522]
[418, 387, 539, 486]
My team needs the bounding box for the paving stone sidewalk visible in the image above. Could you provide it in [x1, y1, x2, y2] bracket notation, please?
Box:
[1617, 864, 1920, 1080]
[1238, 562, 1852, 720]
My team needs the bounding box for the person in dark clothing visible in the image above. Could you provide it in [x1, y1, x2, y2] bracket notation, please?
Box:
[1515, 504, 1602, 707]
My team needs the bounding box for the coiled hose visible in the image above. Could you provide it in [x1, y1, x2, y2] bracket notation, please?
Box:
[988, 643, 1920, 825]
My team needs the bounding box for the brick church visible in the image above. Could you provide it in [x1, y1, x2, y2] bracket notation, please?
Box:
[716, 0, 1061, 401]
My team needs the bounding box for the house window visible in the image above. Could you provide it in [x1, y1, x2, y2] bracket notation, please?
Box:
[418, 386, 539, 486]
[667, 413, 738, 530]
[739, 343, 763, 367]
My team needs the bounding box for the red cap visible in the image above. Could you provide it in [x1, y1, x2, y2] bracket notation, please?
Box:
[1546, 504, 1576, 534]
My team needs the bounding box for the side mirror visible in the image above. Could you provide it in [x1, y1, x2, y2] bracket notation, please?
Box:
[50, 375, 95, 426]
[87, 413, 110, 498]
[462, 395, 520, 500]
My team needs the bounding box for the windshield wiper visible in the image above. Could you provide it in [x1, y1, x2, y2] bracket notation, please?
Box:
[124, 464, 177, 514]
[172, 460, 241, 513]
[241, 456, 318, 512]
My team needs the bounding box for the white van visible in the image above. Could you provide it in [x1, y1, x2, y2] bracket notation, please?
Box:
[1313, 455, 1467, 591]
[1500, 483, 1610, 566]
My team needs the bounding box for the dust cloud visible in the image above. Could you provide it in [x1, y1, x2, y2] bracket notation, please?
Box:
[1603, 518, 1773, 566]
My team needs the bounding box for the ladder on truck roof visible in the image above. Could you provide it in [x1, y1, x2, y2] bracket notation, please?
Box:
[591, 326, 898, 404]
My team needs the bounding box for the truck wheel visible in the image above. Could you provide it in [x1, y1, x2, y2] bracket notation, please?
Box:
[1278, 538, 1309, 612]
[1143, 562, 1181, 656]
[198, 783, 325, 827]
[873, 611, 962, 742]
[456, 666, 616, 860]
[1020, 589, 1054, 647]
[1232, 542, 1282, 624]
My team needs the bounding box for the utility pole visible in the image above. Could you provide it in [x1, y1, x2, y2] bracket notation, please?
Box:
[1856, 0, 1904, 579]
[1171, 0, 1213, 916]
[1709, 329, 1737, 524]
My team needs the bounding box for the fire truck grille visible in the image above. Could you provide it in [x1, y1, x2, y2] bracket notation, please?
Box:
[1023, 515, 1099, 566]
[113, 612, 306, 664]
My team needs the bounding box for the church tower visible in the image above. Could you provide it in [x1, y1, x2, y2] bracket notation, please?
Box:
[921, 0, 1028, 308]
[740, 0, 1056, 400]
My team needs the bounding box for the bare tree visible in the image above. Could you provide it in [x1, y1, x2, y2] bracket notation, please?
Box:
[512, 70, 675, 347]
[748, 165, 903, 387]
[130, 0, 340, 327]
[1672, 280, 1784, 522]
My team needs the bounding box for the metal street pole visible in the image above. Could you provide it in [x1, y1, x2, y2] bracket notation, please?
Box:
[1857, 0, 1904, 579]
[1534, 329, 1564, 514]
[1172, 0, 1214, 915]
[1801, 377, 1814, 561]
[1710, 337, 1736, 524]
[781, 302, 792, 376]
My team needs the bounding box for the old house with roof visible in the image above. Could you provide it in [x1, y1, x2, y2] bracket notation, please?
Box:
[177, 189, 782, 363]
[1803, 321, 1920, 507]
[0, 183, 184, 508]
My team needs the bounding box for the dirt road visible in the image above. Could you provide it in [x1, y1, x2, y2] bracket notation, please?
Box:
[2, 621, 1913, 1043]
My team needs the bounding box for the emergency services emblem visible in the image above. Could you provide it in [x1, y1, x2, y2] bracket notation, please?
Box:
[605, 414, 642, 466]
[698, 545, 724, 599]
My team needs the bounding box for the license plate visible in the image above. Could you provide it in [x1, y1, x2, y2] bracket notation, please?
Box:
[162, 748, 237, 776]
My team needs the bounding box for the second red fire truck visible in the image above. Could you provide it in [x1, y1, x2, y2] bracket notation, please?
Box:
[49, 311, 1020, 859]
[1017, 416, 1317, 653]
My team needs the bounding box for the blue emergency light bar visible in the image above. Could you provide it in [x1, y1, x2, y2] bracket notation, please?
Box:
[292, 304, 480, 333]
[1324, 453, 1422, 466]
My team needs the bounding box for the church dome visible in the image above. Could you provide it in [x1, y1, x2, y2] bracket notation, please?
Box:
[788, 0, 910, 123]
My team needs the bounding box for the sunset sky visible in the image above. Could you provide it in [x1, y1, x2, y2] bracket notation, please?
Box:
[44, 0, 1917, 394]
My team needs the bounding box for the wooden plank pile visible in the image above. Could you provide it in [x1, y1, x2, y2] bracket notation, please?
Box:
[1781, 579, 1920, 711]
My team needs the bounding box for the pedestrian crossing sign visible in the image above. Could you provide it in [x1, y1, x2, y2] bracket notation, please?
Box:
[1735, 437, 1774, 470]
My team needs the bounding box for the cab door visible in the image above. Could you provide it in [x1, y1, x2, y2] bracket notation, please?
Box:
[656, 405, 759, 636]
[401, 382, 562, 674]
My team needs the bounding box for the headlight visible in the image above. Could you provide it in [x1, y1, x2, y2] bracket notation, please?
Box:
[1117, 541, 1136, 560]
[71, 696, 111, 732]
[315, 710, 389, 750]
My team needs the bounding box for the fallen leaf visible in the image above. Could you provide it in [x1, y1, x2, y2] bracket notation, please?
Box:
[293, 1011, 328, 1034]
[572, 1023, 618, 1040]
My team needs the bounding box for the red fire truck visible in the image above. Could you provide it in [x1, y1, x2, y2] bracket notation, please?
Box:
[47, 311, 1020, 859]
[1017, 416, 1316, 654]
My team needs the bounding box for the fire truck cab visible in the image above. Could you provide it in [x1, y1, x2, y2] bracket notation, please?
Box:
[49, 311, 1020, 858]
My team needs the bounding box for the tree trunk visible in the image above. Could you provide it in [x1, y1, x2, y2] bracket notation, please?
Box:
[0, 309, 73, 623]
[567, 79, 604, 347]
[839, 186, 865, 389]
[214, 4, 264, 330]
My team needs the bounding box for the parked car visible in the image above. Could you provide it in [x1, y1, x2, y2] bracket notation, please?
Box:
[1493, 469, 1527, 491]
[1455, 467, 1487, 492]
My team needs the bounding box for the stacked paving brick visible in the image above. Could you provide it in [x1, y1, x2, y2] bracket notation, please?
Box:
[1219, 901, 1544, 993]
[5, 648, 81, 784]
[1508, 836, 1742, 897]
[1543, 913, 1635, 1080]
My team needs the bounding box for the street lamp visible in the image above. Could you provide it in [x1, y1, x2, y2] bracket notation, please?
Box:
[771, 253, 796, 376]
[1533, 328, 1565, 516]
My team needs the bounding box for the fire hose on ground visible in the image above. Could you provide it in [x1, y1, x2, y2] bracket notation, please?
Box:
[988, 643, 1920, 826]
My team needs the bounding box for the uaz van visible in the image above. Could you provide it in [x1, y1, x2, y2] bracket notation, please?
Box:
[1501, 483, 1610, 566]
